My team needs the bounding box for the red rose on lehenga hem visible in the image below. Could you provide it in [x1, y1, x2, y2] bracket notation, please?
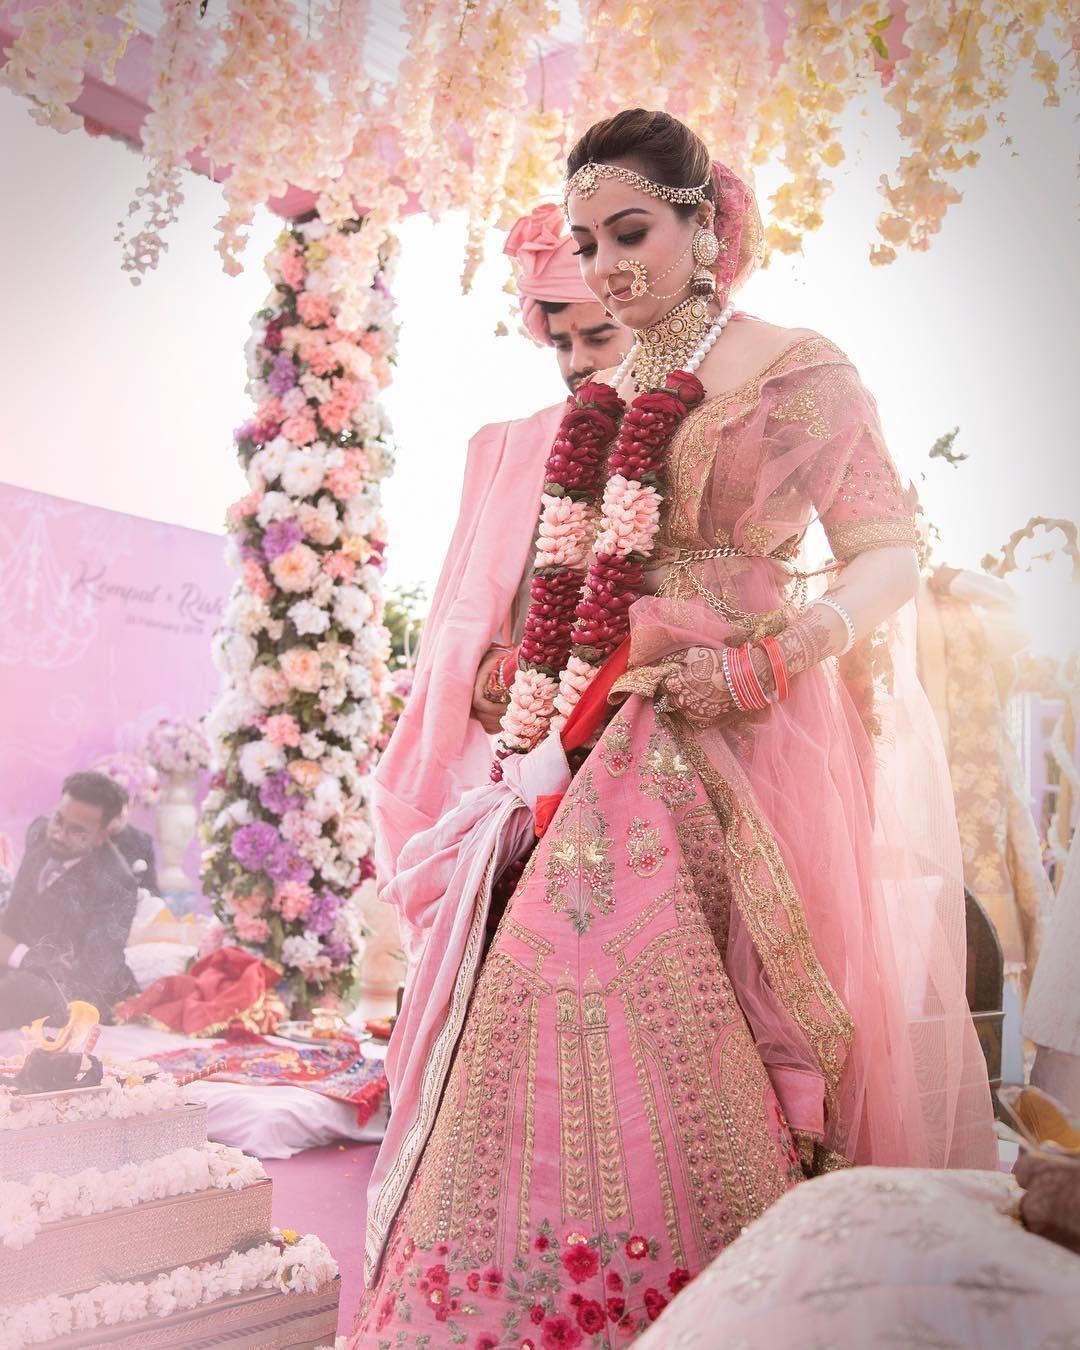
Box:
[643, 1287, 668, 1321]
[667, 1266, 692, 1294]
[541, 1315, 584, 1349]
[576, 1298, 606, 1333]
[561, 1242, 600, 1283]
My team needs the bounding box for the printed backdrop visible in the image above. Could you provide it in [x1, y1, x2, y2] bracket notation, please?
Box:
[0, 482, 229, 880]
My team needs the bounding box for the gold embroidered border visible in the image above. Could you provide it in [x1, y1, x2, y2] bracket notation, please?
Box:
[827, 516, 918, 562]
[502, 918, 554, 975]
[557, 980, 592, 1223]
[669, 723, 855, 1113]
[582, 976, 632, 1224]
[602, 878, 682, 961]
[619, 986, 685, 1268]
[363, 801, 514, 1284]
[517, 990, 540, 1254]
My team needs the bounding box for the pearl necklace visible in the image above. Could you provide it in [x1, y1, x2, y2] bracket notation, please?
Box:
[613, 300, 734, 394]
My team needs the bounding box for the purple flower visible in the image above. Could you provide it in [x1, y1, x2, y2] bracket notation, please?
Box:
[265, 839, 314, 885]
[258, 771, 303, 816]
[231, 821, 279, 872]
[267, 352, 298, 396]
[239, 539, 263, 564]
[262, 519, 303, 561]
[305, 891, 342, 936]
[322, 941, 352, 969]
[235, 420, 256, 443]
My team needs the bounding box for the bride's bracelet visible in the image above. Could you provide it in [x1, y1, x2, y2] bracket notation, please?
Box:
[811, 595, 857, 655]
[482, 646, 517, 705]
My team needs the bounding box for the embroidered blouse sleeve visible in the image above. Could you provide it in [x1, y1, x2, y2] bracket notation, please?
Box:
[795, 361, 918, 563]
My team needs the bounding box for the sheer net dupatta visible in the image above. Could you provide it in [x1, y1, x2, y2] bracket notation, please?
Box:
[617, 338, 996, 1169]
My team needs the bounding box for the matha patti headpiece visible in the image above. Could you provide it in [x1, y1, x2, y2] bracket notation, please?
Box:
[563, 162, 711, 213]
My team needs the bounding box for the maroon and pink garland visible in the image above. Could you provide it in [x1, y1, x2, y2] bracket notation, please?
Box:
[494, 372, 705, 773]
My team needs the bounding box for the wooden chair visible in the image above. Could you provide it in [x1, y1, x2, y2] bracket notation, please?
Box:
[965, 887, 1004, 1096]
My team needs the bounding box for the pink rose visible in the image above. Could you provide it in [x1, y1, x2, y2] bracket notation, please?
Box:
[242, 558, 273, 602]
[297, 292, 333, 327]
[249, 664, 290, 707]
[324, 465, 362, 499]
[233, 913, 271, 944]
[227, 490, 263, 525]
[230, 888, 268, 917]
[281, 410, 317, 446]
[322, 551, 356, 582]
[278, 245, 306, 290]
[272, 880, 313, 922]
[264, 713, 301, 748]
[280, 647, 323, 693]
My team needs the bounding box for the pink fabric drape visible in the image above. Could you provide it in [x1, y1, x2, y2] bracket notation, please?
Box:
[371, 404, 561, 900]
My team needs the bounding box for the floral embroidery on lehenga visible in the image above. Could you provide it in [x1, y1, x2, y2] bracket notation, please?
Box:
[625, 818, 668, 879]
[639, 729, 696, 810]
[598, 717, 634, 777]
[544, 769, 615, 933]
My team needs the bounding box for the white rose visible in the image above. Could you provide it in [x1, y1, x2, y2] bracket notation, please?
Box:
[254, 436, 291, 483]
[346, 664, 373, 699]
[310, 776, 344, 823]
[332, 585, 373, 632]
[281, 934, 321, 968]
[327, 707, 364, 739]
[238, 739, 285, 786]
[298, 732, 327, 759]
[256, 491, 295, 528]
[288, 600, 331, 637]
[281, 448, 326, 498]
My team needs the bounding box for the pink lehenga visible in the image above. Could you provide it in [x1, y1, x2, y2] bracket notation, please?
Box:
[351, 335, 996, 1348]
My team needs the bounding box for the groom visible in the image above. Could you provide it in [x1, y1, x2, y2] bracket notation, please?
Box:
[372, 204, 629, 885]
[0, 772, 138, 1028]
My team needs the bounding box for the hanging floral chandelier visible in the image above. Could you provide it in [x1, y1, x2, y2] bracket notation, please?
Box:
[0, 0, 1073, 284]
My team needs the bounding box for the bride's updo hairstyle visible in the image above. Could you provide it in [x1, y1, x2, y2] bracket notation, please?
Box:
[566, 109, 714, 220]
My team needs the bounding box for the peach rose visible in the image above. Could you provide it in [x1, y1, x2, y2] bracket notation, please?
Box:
[249, 664, 291, 707]
[279, 647, 323, 693]
[287, 759, 323, 790]
[269, 543, 321, 593]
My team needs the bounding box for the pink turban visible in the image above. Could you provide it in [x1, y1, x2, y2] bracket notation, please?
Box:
[504, 203, 596, 346]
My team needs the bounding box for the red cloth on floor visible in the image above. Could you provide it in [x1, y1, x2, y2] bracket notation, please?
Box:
[115, 946, 286, 1037]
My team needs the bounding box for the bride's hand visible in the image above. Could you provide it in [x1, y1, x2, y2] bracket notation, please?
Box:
[659, 644, 776, 725]
[659, 646, 737, 725]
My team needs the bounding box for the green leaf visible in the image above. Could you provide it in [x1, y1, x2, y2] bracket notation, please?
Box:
[870, 33, 890, 60]
[873, 13, 894, 30]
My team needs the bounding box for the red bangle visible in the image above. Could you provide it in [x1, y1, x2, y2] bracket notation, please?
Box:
[499, 649, 519, 689]
[730, 644, 769, 711]
[758, 635, 789, 703]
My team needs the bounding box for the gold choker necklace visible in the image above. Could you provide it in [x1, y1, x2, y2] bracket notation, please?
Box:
[630, 297, 713, 392]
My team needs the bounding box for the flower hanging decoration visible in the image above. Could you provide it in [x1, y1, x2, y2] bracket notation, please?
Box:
[3, 2, 1072, 281]
[200, 217, 397, 1012]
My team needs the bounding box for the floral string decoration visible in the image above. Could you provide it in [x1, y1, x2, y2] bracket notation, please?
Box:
[200, 216, 397, 1012]
[494, 370, 705, 771]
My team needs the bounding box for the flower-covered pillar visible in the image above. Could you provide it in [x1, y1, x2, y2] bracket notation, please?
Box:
[201, 216, 401, 1014]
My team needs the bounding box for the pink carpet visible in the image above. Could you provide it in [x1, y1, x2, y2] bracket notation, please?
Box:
[265, 1140, 377, 1334]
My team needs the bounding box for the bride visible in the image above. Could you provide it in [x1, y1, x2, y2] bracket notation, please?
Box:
[351, 108, 996, 1348]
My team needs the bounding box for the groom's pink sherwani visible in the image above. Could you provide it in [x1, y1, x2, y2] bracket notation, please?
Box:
[371, 403, 563, 889]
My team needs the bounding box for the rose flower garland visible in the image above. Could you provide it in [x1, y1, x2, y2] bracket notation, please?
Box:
[200, 219, 397, 1013]
[495, 371, 704, 770]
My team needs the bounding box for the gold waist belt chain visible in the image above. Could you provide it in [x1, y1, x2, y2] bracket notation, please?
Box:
[654, 545, 839, 640]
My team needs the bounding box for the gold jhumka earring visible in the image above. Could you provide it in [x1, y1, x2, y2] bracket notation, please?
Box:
[691, 207, 723, 299]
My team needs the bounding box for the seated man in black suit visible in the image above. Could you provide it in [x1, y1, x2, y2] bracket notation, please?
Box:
[0, 772, 138, 1029]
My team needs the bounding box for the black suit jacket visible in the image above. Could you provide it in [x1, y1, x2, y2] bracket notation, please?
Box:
[3, 827, 138, 1014]
[112, 824, 159, 896]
